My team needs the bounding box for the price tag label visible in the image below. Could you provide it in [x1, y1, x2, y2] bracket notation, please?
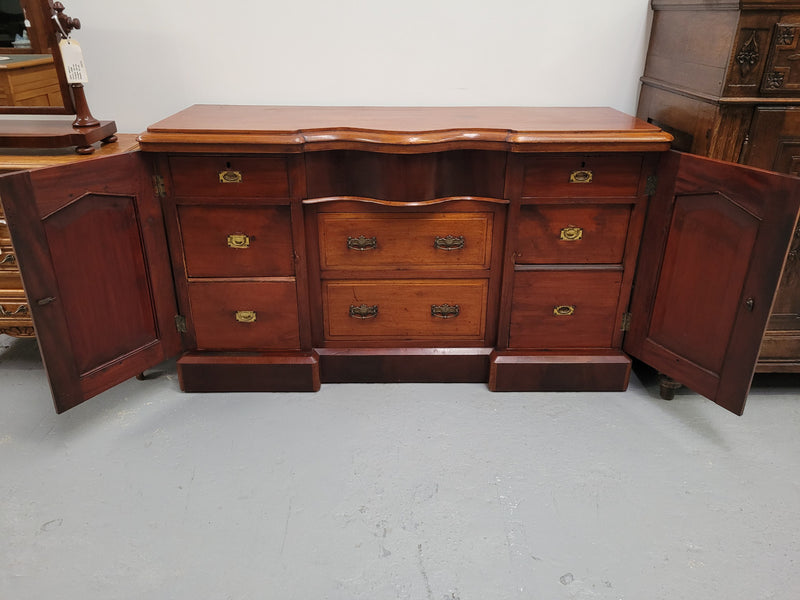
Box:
[58, 39, 88, 84]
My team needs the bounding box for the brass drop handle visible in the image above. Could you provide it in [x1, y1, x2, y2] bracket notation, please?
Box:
[219, 170, 243, 184]
[227, 233, 250, 249]
[433, 235, 465, 251]
[560, 226, 583, 241]
[235, 310, 257, 323]
[0, 304, 28, 317]
[553, 305, 576, 316]
[349, 304, 378, 319]
[569, 169, 593, 184]
[0, 253, 16, 265]
[347, 235, 377, 251]
[431, 303, 460, 319]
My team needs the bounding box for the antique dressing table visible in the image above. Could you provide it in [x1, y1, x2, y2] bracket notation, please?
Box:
[1, 105, 798, 416]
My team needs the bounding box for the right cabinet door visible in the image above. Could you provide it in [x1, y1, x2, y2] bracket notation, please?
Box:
[624, 151, 800, 415]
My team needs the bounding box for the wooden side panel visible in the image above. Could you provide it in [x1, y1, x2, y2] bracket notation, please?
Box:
[0, 153, 181, 413]
[625, 151, 800, 415]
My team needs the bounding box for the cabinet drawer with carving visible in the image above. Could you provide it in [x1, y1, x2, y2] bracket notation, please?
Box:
[323, 279, 488, 342]
[187, 280, 301, 351]
[509, 270, 623, 349]
[178, 205, 295, 278]
[516, 204, 632, 264]
[168, 155, 291, 198]
[521, 155, 643, 198]
[317, 212, 494, 271]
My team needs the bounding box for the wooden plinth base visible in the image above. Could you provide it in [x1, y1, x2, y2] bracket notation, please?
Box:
[488, 350, 632, 392]
[0, 119, 118, 154]
[177, 352, 321, 392]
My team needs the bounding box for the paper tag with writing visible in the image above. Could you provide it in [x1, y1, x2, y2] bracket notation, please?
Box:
[58, 39, 88, 84]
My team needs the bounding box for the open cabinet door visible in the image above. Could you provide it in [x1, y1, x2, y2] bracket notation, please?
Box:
[0, 152, 181, 413]
[624, 151, 800, 415]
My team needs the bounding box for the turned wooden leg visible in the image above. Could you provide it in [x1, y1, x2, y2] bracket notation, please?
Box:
[75, 145, 95, 155]
[101, 135, 118, 145]
[659, 374, 682, 400]
[136, 372, 146, 381]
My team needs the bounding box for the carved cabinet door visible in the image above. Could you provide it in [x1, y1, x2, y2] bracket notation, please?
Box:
[624, 151, 800, 415]
[0, 152, 181, 413]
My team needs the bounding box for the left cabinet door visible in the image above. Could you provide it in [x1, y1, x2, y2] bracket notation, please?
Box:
[0, 152, 182, 413]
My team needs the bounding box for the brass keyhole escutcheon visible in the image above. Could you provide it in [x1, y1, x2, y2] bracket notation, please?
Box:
[227, 233, 250, 249]
[235, 310, 257, 323]
[569, 169, 593, 184]
[553, 305, 576, 316]
[560, 226, 583, 241]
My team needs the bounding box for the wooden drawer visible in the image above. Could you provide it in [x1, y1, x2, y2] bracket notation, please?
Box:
[168, 155, 291, 198]
[516, 204, 632, 264]
[318, 212, 494, 271]
[188, 280, 301, 350]
[509, 270, 622, 349]
[178, 205, 294, 278]
[521, 155, 643, 198]
[323, 279, 488, 341]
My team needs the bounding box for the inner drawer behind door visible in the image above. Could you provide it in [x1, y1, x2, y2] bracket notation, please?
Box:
[178, 205, 294, 278]
[168, 155, 291, 198]
[509, 270, 623, 349]
[317, 212, 493, 271]
[521, 155, 643, 198]
[188, 280, 301, 350]
[323, 279, 488, 342]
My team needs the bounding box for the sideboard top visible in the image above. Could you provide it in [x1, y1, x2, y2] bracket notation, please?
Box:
[138, 105, 673, 153]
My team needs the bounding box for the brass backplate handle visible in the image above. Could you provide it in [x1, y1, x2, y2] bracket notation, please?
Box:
[434, 235, 466, 251]
[0, 253, 16, 265]
[349, 304, 378, 319]
[431, 303, 460, 319]
[235, 310, 257, 323]
[347, 235, 378, 251]
[219, 170, 243, 184]
[227, 233, 250, 249]
[569, 169, 593, 184]
[553, 305, 576, 316]
[560, 226, 583, 241]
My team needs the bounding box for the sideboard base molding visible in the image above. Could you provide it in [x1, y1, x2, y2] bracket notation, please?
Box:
[488, 350, 632, 392]
[177, 352, 321, 393]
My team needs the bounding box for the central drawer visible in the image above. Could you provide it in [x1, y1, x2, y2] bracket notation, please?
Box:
[317, 212, 494, 271]
[323, 279, 488, 341]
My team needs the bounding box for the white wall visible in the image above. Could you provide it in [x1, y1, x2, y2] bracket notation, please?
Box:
[62, 0, 653, 133]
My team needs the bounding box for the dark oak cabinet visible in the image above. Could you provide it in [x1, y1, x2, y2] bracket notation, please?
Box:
[1, 106, 798, 416]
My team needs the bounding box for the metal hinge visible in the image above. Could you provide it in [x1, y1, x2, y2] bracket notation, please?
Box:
[175, 314, 187, 333]
[152, 175, 166, 198]
[621, 312, 632, 332]
[645, 175, 658, 196]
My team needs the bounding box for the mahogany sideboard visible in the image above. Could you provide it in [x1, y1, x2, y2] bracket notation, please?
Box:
[0, 105, 798, 416]
[637, 0, 800, 372]
[0, 134, 138, 338]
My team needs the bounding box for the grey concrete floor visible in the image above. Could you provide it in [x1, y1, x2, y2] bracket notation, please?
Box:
[1, 334, 799, 600]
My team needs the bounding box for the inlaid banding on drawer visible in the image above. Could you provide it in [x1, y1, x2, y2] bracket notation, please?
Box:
[168, 155, 290, 198]
[318, 212, 493, 270]
[188, 280, 301, 350]
[509, 270, 623, 349]
[323, 279, 488, 341]
[516, 204, 632, 264]
[178, 205, 295, 277]
[521, 155, 643, 198]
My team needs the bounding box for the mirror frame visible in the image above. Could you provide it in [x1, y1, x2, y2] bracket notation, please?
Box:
[0, 0, 76, 115]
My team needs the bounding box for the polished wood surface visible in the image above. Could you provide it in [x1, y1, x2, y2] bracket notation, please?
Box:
[0, 55, 61, 107]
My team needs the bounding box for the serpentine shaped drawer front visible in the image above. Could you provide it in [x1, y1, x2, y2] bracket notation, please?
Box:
[317, 212, 493, 271]
[521, 155, 643, 198]
[323, 279, 488, 341]
[516, 204, 632, 264]
[168, 155, 291, 198]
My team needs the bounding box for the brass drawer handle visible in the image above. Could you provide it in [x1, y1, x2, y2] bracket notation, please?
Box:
[347, 235, 377, 251]
[349, 304, 378, 319]
[569, 169, 593, 184]
[219, 170, 243, 184]
[434, 235, 465, 251]
[0, 304, 28, 317]
[235, 310, 257, 323]
[560, 226, 583, 241]
[227, 233, 250, 249]
[0, 252, 16, 265]
[553, 305, 576, 316]
[431, 303, 460, 319]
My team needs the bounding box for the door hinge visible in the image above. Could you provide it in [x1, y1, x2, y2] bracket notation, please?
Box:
[621, 312, 632, 332]
[152, 174, 166, 198]
[175, 314, 187, 333]
[645, 175, 658, 196]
